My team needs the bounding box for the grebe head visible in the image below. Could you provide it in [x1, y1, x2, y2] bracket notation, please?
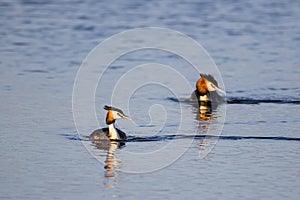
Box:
[196, 74, 225, 95]
[104, 105, 131, 125]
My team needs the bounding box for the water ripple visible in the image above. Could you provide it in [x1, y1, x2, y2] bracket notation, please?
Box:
[67, 134, 300, 143]
[126, 135, 300, 142]
[227, 98, 300, 105]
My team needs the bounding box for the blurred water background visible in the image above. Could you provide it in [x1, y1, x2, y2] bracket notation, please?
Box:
[0, 0, 299, 199]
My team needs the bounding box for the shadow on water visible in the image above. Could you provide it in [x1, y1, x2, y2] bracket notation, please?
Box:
[227, 97, 300, 105]
[167, 96, 300, 105]
[125, 134, 300, 142]
[61, 131, 300, 143]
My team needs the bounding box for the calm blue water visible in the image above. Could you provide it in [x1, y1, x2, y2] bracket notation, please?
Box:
[1, 0, 300, 199]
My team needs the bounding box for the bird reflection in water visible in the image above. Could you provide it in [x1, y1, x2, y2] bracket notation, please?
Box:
[198, 101, 214, 122]
[92, 140, 125, 188]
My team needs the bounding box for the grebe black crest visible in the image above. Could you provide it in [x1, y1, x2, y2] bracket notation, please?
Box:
[90, 105, 131, 141]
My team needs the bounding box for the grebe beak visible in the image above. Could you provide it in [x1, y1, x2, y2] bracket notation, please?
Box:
[122, 115, 132, 120]
[117, 113, 132, 120]
[206, 80, 226, 95]
[211, 83, 226, 94]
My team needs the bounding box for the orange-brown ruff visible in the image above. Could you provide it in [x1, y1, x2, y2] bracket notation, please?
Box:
[196, 77, 209, 95]
[106, 110, 115, 125]
[90, 105, 131, 141]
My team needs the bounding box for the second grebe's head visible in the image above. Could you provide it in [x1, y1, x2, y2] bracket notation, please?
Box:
[104, 105, 131, 125]
[196, 74, 225, 95]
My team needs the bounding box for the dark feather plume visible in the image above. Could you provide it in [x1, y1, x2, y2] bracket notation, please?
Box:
[200, 73, 219, 86]
[103, 105, 125, 115]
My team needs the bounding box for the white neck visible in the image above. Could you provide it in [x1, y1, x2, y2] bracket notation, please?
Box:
[108, 123, 119, 140]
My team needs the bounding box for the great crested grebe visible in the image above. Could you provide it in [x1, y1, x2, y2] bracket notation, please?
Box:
[190, 73, 226, 104]
[90, 105, 131, 141]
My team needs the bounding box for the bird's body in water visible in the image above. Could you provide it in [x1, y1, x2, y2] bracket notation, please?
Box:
[190, 74, 226, 118]
[90, 105, 131, 141]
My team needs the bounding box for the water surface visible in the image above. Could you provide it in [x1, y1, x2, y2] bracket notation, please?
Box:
[0, 0, 299, 200]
